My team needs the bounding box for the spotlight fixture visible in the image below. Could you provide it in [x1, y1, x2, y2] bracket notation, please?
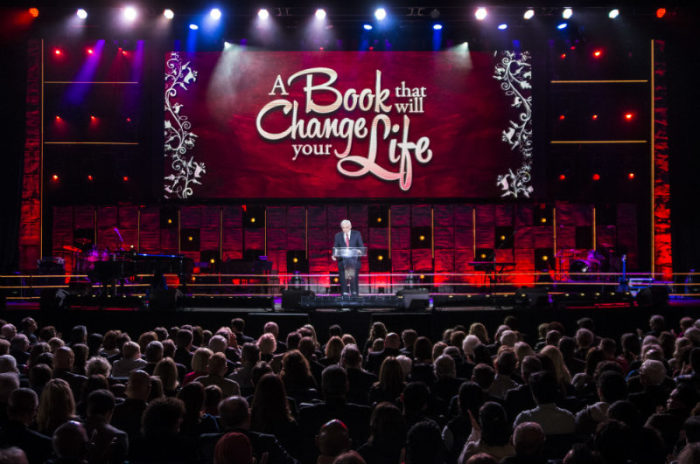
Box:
[628, 172, 635, 180]
[624, 112, 634, 121]
[363, 23, 373, 30]
[163, 9, 174, 19]
[433, 23, 443, 30]
[592, 173, 600, 181]
[562, 8, 573, 19]
[257, 8, 269, 20]
[54, 49, 62, 56]
[656, 8, 666, 18]
[592, 114, 598, 120]
[374, 8, 386, 21]
[28, 7, 39, 18]
[559, 174, 566, 181]
[52, 174, 59, 182]
[87, 175, 93, 182]
[608, 9, 619, 19]
[475, 7, 487, 21]
[523, 9, 534, 20]
[87, 48, 93, 55]
[76, 8, 87, 19]
[123, 6, 138, 21]
[189, 23, 199, 30]
[210, 8, 222, 20]
[498, 23, 508, 30]
[593, 49, 603, 58]
[557, 22, 568, 30]
[122, 176, 129, 182]
[315, 8, 326, 20]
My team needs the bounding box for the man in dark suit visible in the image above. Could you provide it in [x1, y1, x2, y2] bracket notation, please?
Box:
[340, 344, 376, 405]
[332, 219, 364, 296]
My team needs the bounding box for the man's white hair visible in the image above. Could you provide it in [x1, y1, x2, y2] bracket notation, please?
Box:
[340, 219, 352, 228]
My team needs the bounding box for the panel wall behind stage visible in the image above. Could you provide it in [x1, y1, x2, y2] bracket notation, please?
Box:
[52, 202, 639, 286]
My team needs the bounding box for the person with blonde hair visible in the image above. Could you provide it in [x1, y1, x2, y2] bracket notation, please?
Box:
[469, 323, 490, 344]
[112, 341, 147, 378]
[184, 347, 213, 385]
[321, 336, 345, 367]
[37, 378, 76, 435]
[257, 333, 277, 363]
[539, 345, 572, 391]
[195, 352, 240, 398]
[153, 357, 180, 397]
[368, 357, 405, 405]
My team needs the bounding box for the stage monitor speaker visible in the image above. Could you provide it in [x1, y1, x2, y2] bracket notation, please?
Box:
[515, 287, 549, 310]
[281, 289, 315, 311]
[636, 286, 669, 308]
[397, 288, 430, 311]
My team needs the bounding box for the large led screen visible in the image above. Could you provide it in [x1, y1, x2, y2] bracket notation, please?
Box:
[164, 50, 532, 199]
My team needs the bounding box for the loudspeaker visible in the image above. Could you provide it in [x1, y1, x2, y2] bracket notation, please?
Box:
[514, 287, 549, 309]
[281, 289, 315, 311]
[636, 286, 669, 308]
[397, 288, 430, 311]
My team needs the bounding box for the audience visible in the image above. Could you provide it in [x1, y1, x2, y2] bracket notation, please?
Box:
[0, 312, 699, 464]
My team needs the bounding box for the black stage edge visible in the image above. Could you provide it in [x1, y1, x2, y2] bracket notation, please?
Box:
[3, 301, 700, 353]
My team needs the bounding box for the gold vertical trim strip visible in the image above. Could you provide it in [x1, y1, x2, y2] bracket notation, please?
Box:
[651, 39, 656, 274]
[592, 206, 597, 250]
[472, 207, 476, 256]
[40, 40, 44, 258]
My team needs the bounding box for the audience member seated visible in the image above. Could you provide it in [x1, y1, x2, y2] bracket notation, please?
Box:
[367, 357, 404, 406]
[459, 401, 515, 463]
[514, 371, 575, 436]
[340, 345, 376, 406]
[49, 421, 89, 464]
[501, 422, 546, 464]
[0, 388, 52, 464]
[195, 353, 240, 398]
[315, 419, 351, 464]
[84, 389, 129, 464]
[250, 373, 302, 459]
[357, 402, 405, 464]
[197, 395, 298, 464]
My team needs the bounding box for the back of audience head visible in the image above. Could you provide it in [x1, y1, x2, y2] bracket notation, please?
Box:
[214, 432, 253, 464]
[639, 359, 666, 387]
[595, 420, 634, 464]
[37, 378, 74, 434]
[219, 396, 250, 429]
[7, 388, 38, 425]
[479, 401, 511, 446]
[142, 397, 186, 437]
[529, 371, 559, 405]
[322, 365, 348, 400]
[402, 381, 429, 414]
[332, 450, 367, 464]
[679, 443, 700, 464]
[316, 419, 350, 459]
[405, 420, 446, 464]
[340, 344, 362, 369]
[466, 453, 498, 464]
[513, 422, 545, 457]
[435, 354, 456, 379]
[52, 421, 88, 461]
[459, 381, 485, 417]
[472, 363, 495, 390]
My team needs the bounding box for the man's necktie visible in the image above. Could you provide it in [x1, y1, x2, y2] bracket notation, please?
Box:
[345, 234, 349, 246]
